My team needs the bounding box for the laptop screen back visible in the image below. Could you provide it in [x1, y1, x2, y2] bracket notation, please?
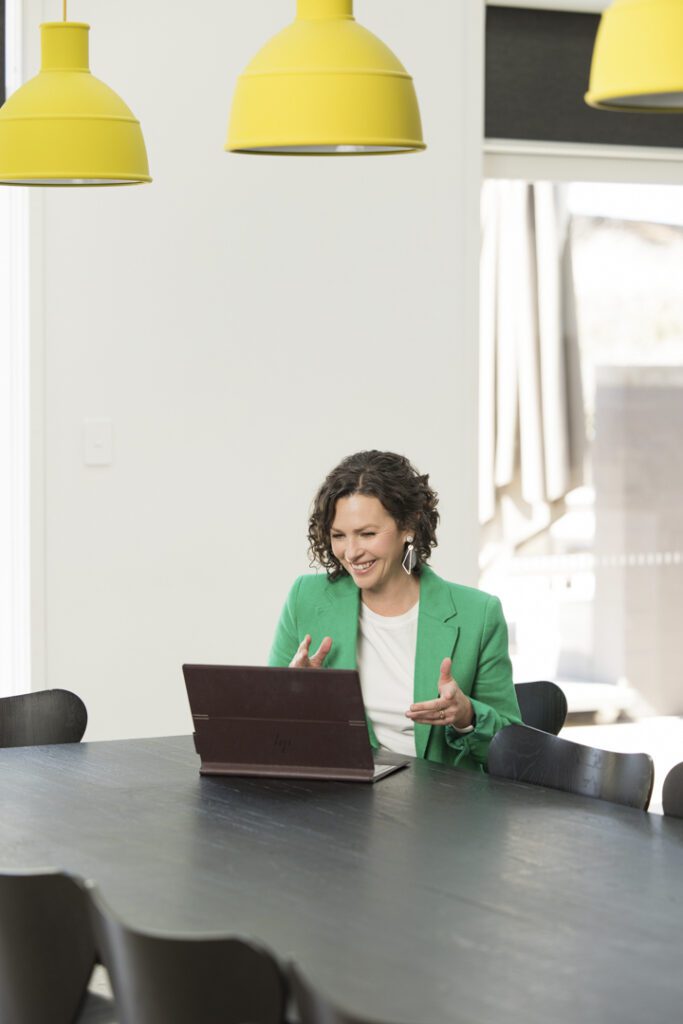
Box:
[183, 664, 375, 779]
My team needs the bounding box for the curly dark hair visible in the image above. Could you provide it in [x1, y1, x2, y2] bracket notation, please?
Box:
[308, 451, 439, 581]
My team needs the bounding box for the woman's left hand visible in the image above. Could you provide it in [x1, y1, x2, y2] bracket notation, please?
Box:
[405, 657, 474, 730]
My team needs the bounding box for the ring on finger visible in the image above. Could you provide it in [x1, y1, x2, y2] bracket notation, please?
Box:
[439, 710, 445, 720]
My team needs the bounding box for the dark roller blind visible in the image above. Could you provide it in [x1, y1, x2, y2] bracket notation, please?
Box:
[1, 0, 5, 106]
[486, 5, 683, 149]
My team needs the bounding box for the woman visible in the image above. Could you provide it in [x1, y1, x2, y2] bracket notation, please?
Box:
[269, 451, 521, 771]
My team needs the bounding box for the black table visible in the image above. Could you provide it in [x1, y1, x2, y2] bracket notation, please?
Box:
[1, 735, 682, 1024]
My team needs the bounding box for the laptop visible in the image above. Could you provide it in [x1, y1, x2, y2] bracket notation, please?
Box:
[182, 664, 410, 783]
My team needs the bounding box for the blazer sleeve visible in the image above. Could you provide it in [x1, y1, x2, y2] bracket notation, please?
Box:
[445, 594, 521, 768]
[268, 576, 304, 667]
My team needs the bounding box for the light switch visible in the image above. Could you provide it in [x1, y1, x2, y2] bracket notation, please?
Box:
[84, 418, 113, 466]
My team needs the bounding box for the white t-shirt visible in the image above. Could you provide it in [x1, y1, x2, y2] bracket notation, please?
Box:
[357, 600, 419, 757]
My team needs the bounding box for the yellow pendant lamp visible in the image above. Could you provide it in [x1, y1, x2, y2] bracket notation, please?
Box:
[586, 0, 683, 111]
[0, 3, 150, 186]
[226, 0, 425, 154]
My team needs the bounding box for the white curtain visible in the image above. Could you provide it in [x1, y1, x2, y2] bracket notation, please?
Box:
[479, 181, 585, 556]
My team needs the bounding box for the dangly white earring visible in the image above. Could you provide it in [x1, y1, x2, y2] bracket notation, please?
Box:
[402, 537, 416, 575]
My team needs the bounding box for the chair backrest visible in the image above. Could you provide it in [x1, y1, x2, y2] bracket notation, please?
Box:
[514, 680, 568, 735]
[89, 886, 286, 1024]
[662, 762, 683, 819]
[0, 870, 97, 1024]
[289, 964, 390, 1024]
[0, 689, 87, 747]
[488, 723, 654, 810]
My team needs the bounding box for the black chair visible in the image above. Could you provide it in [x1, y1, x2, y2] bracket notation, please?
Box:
[0, 869, 116, 1024]
[289, 964, 391, 1024]
[80, 974, 119, 1023]
[662, 762, 683, 819]
[488, 723, 654, 810]
[514, 680, 568, 735]
[88, 886, 287, 1024]
[0, 689, 87, 747]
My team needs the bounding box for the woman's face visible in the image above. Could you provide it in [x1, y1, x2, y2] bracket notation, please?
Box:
[330, 493, 412, 594]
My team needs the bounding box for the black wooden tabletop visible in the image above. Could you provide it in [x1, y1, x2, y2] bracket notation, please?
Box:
[1, 735, 682, 1024]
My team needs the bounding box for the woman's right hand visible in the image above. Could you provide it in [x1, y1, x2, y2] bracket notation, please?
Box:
[289, 634, 333, 669]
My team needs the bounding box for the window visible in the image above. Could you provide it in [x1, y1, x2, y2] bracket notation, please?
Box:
[482, 6, 683, 804]
[481, 178, 683, 725]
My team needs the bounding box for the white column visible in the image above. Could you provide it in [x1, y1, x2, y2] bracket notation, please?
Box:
[0, 0, 31, 696]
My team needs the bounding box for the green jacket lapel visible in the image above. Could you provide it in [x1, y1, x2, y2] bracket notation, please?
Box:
[309, 568, 460, 758]
[312, 574, 360, 671]
[413, 567, 460, 758]
[311, 574, 380, 746]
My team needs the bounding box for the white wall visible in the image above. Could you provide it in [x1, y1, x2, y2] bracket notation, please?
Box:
[0, 1, 31, 699]
[0, 183, 30, 698]
[26, 0, 484, 740]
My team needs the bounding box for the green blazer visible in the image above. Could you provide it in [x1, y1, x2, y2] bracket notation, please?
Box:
[268, 565, 521, 772]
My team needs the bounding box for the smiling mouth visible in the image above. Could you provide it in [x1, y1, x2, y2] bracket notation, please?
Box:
[348, 560, 377, 574]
